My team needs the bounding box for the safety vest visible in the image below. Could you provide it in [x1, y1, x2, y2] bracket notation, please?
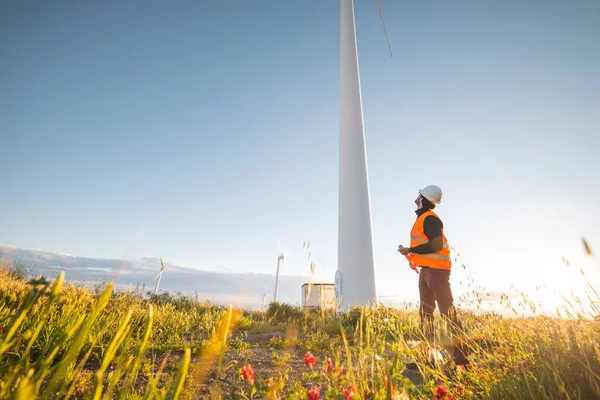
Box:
[408, 210, 451, 270]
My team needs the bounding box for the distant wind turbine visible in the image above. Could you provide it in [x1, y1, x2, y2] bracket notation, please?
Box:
[154, 254, 172, 295]
[262, 285, 271, 309]
[273, 239, 289, 302]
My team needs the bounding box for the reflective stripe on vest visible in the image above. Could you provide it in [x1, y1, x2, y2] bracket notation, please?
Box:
[410, 235, 427, 243]
[410, 235, 451, 249]
[417, 253, 451, 262]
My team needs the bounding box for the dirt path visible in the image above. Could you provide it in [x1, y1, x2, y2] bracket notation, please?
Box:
[179, 331, 425, 399]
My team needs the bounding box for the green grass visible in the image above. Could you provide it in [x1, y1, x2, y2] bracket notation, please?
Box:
[1, 263, 599, 399]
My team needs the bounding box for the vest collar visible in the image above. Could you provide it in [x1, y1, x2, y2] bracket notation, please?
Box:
[415, 208, 434, 218]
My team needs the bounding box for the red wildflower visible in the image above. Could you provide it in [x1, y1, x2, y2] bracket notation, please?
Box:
[307, 385, 320, 400]
[326, 357, 335, 373]
[457, 384, 464, 394]
[434, 385, 449, 399]
[304, 352, 316, 369]
[240, 363, 255, 385]
[342, 385, 355, 400]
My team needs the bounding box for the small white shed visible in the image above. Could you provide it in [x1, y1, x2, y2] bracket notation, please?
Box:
[301, 283, 336, 310]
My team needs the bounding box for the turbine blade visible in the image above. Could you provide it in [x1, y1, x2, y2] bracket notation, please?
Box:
[375, 0, 393, 58]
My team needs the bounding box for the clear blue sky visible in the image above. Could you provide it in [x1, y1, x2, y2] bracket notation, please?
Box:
[2, 1, 599, 301]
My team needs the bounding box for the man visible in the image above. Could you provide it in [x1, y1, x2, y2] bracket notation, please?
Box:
[398, 185, 469, 366]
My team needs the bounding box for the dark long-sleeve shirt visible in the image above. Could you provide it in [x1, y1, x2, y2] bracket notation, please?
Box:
[409, 208, 444, 254]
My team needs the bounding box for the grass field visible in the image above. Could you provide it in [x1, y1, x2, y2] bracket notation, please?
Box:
[1, 263, 599, 399]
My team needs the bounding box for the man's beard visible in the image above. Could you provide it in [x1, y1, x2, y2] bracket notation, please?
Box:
[415, 195, 423, 210]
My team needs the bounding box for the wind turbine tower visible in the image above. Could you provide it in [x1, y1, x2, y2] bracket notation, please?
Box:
[262, 285, 271, 309]
[154, 255, 172, 295]
[335, 0, 378, 310]
[273, 239, 289, 302]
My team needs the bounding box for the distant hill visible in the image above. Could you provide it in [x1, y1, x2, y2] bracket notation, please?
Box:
[0, 244, 310, 309]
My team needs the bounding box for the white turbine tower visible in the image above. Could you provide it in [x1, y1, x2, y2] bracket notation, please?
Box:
[335, 0, 379, 310]
[273, 239, 289, 302]
[154, 254, 172, 295]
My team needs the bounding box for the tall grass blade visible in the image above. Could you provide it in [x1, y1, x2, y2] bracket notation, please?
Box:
[168, 347, 191, 400]
[91, 308, 133, 400]
[126, 304, 153, 390]
[41, 282, 114, 399]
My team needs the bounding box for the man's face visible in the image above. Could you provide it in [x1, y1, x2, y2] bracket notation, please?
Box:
[415, 194, 423, 210]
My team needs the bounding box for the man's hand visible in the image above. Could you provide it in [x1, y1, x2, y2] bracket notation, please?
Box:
[398, 246, 419, 274]
[398, 247, 410, 256]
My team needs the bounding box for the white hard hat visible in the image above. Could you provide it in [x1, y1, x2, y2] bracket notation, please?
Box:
[419, 185, 442, 204]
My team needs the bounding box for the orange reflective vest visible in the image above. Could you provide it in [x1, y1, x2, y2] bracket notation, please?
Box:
[408, 210, 451, 270]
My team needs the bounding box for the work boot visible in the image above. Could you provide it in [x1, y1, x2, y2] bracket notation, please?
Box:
[452, 342, 470, 368]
